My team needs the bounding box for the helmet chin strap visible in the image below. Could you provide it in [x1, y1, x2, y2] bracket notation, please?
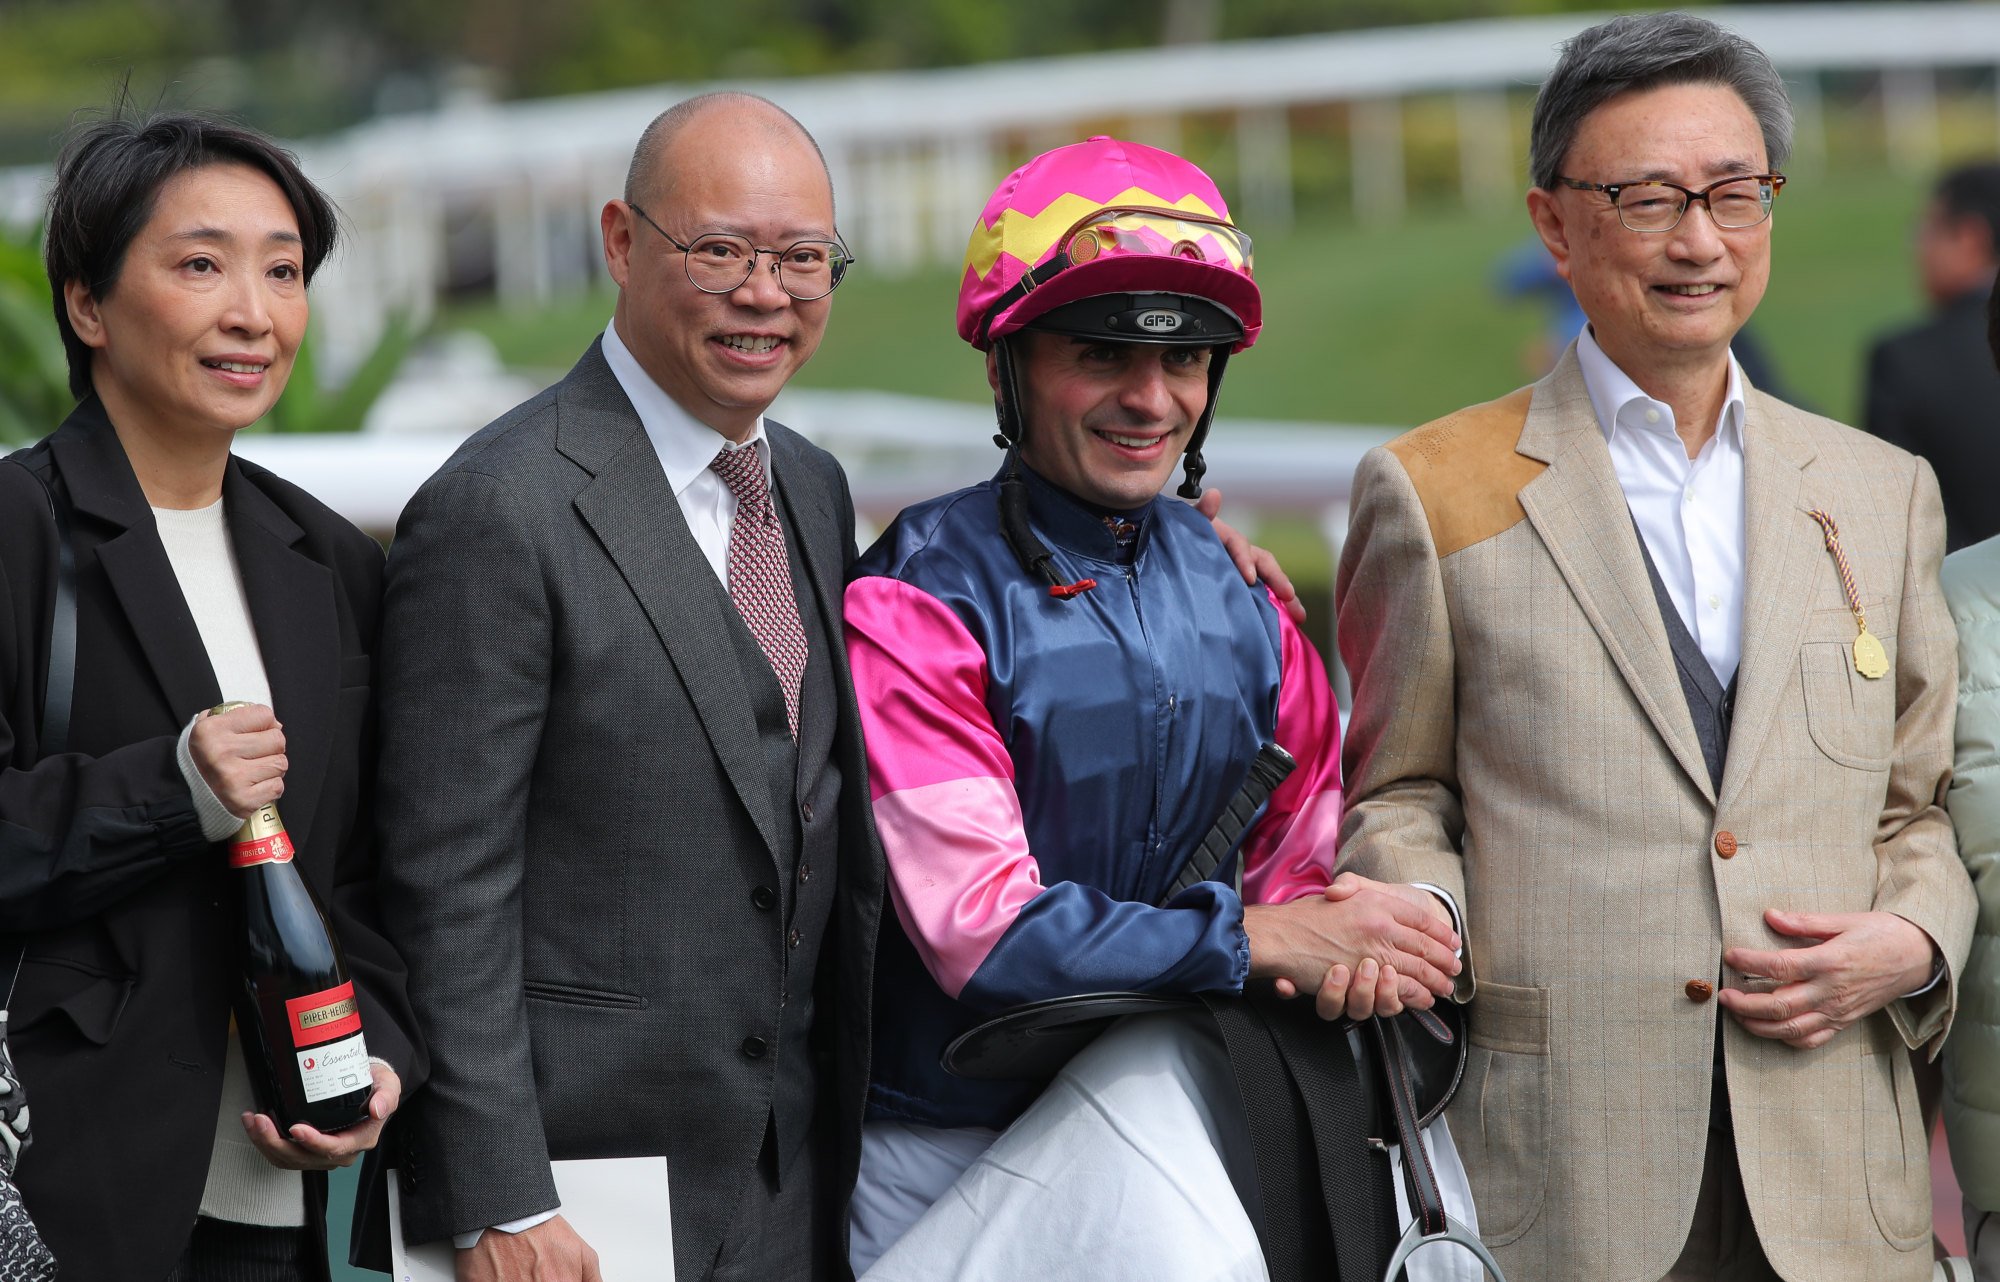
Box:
[990, 336, 1027, 451]
[991, 338, 1094, 596]
[1175, 348, 1231, 500]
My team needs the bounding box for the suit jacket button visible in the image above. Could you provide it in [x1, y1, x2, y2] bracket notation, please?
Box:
[751, 886, 777, 911]
[1713, 831, 1738, 859]
[1685, 979, 1714, 1002]
[788, 928, 803, 949]
[801, 801, 815, 823]
[741, 1036, 768, 1060]
[797, 863, 811, 884]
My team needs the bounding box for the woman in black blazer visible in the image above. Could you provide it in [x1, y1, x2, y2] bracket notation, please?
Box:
[0, 109, 424, 1280]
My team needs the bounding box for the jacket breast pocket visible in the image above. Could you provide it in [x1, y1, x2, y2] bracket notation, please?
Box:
[1454, 979, 1549, 1244]
[338, 653, 372, 689]
[523, 980, 647, 1010]
[1800, 609, 1895, 772]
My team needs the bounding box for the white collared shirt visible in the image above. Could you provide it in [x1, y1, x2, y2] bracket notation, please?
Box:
[600, 315, 771, 586]
[1576, 327, 1747, 688]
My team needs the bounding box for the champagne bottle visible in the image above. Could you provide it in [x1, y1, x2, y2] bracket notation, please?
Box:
[226, 778, 374, 1134]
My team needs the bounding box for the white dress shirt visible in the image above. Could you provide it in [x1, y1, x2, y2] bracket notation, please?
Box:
[601, 315, 771, 586]
[1575, 326, 1746, 687]
[456, 321, 773, 1250]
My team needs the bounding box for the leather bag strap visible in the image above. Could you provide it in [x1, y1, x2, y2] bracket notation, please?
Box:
[3, 459, 78, 1010]
[36, 469, 77, 761]
[7, 460, 77, 759]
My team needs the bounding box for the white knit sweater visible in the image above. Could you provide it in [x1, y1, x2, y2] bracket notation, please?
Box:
[154, 499, 303, 1229]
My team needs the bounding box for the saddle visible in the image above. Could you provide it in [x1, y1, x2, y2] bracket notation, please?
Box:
[941, 743, 1504, 1282]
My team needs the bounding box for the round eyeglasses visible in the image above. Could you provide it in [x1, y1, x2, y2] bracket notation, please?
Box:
[629, 203, 855, 300]
[1555, 173, 1786, 233]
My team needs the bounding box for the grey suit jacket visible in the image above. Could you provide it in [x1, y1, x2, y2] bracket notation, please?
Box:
[374, 341, 883, 1277]
[1336, 348, 1976, 1282]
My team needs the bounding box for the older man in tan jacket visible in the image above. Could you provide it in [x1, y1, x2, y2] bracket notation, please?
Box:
[1336, 13, 1976, 1282]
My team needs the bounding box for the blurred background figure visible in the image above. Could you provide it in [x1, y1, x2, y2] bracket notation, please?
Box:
[1865, 161, 2000, 552]
[1494, 235, 1588, 375]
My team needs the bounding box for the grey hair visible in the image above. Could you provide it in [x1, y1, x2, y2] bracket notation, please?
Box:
[1528, 11, 1794, 191]
[624, 90, 833, 216]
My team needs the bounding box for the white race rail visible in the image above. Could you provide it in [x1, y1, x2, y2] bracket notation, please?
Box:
[6, 3, 1999, 380]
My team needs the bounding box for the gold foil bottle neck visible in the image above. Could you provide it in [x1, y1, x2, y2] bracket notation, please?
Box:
[235, 803, 288, 844]
[209, 703, 289, 844]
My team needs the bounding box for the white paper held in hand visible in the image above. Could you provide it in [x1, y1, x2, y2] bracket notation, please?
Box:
[388, 1156, 674, 1281]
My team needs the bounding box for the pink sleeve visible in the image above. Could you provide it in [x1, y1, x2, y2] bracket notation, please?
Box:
[843, 575, 1046, 999]
[1238, 590, 1343, 906]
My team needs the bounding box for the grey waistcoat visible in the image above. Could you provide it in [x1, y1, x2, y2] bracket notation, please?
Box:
[716, 483, 842, 1181]
[1633, 520, 1738, 1132]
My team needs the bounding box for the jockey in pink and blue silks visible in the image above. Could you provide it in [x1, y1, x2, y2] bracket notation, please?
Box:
[841, 139, 1468, 1279]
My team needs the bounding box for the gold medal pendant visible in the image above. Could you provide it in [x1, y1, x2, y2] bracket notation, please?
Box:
[1807, 510, 1889, 682]
[1853, 628, 1889, 680]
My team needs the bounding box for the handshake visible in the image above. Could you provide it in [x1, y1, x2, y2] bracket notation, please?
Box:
[1244, 872, 1462, 1023]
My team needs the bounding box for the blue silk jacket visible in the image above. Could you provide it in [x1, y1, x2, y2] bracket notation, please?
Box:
[843, 463, 1344, 1129]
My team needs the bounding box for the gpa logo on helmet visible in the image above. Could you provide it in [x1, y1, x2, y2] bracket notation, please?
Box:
[1135, 310, 1183, 333]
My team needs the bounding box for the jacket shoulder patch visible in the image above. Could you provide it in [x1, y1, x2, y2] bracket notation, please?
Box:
[1385, 387, 1544, 558]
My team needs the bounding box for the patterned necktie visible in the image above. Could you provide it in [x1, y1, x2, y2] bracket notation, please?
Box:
[711, 444, 807, 738]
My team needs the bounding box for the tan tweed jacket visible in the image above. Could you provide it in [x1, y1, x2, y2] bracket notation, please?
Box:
[1335, 350, 1976, 1282]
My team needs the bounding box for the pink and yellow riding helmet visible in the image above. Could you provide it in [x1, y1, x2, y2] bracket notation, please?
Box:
[958, 136, 1262, 499]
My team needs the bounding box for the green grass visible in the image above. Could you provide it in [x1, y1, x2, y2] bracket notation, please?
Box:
[447, 162, 1929, 431]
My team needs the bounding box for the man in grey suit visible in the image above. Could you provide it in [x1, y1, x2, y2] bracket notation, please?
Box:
[374, 93, 883, 1282]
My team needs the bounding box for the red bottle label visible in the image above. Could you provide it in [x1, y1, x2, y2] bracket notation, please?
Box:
[229, 831, 295, 868]
[285, 980, 362, 1048]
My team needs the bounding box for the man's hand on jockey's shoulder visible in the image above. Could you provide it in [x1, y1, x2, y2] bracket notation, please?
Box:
[1242, 872, 1461, 1018]
[1195, 487, 1305, 624]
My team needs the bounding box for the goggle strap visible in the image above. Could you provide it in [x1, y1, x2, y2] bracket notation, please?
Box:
[976, 256, 1071, 348]
[990, 348, 1093, 598]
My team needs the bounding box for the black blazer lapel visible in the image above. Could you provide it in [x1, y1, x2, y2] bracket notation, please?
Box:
[556, 346, 784, 859]
[48, 405, 222, 724]
[224, 463, 339, 848]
